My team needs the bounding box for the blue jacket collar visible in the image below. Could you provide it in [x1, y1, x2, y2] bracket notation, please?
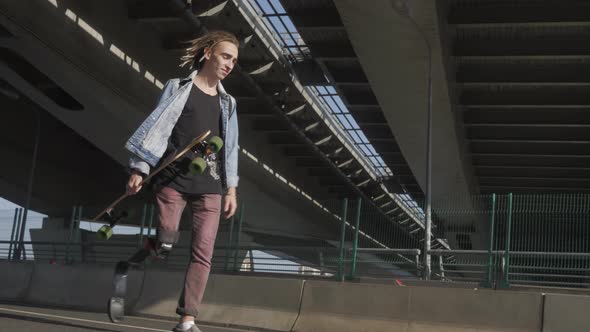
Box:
[180, 70, 229, 98]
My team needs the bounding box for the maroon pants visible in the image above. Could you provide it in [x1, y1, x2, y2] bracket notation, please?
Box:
[155, 186, 222, 317]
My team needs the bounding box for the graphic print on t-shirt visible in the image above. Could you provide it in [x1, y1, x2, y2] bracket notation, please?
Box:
[207, 153, 220, 180]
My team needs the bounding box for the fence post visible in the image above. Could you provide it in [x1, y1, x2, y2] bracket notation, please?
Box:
[348, 197, 362, 280]
[416, 252, 422, 277]
[249, 249, 255, 272]
[65, 206, 77, 264]
[224, 214, 235, 272]
[15, 208, 24, 261]
[232, 202, 245, 272]
[438, 255, 445, 280]
[8, 208, 20, 260]
[337, 198, 348, 281]
[138, 204, 147, 248]
[319, 251, 325, 276]
[146, 204, 155, 237]
[481, 193, 496, 288]
[501, 193, 513, 289]
[75, 206, 82, 263]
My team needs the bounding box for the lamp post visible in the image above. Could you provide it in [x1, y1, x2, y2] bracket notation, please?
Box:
[389, 0, 433, 279]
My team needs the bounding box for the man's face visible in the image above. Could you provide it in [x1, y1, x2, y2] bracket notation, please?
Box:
[204, 41, 238, 80]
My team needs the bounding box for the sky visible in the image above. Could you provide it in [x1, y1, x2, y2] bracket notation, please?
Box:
[0, 197, 21, 210]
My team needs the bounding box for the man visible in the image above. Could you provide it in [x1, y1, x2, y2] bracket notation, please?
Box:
[124, 30, 239, 332]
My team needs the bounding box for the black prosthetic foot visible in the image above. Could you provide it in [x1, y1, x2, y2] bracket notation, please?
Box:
[107, 238, 153, 323]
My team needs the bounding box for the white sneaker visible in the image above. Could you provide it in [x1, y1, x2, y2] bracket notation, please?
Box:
[172, 322, 202, 332]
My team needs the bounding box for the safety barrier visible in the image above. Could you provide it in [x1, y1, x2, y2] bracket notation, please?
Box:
[292, 280, 543, 332]
[2, 262, 590, 331]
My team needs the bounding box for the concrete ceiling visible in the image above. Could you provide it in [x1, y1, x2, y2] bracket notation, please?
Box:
[447, 0, 590, 193]
[281, 0, 590, 196]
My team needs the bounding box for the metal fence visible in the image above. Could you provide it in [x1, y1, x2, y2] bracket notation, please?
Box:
[3, 193, 590, 289]
[421, 193, 590, 288]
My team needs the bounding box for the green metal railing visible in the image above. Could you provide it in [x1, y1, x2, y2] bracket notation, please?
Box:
[422, 193, 590, 289]
[4, 193, 590, 288]
[503, 194, 590, 288]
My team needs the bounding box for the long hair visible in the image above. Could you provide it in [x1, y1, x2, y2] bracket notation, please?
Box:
[179, 30, 239, 70]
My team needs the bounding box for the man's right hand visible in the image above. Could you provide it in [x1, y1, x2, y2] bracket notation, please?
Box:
[126, 172, 144, 195]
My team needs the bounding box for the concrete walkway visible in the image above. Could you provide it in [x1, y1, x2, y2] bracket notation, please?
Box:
[0, 303, 248, 332]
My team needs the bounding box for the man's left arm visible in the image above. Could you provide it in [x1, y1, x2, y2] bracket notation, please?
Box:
[224, 96, 239, 219]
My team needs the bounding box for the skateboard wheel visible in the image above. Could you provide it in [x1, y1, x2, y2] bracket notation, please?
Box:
[207, 136, 223, 153]
[97, 225, 113, 240]
[108, 296, 125, 322]
[189, 157, 207, 175]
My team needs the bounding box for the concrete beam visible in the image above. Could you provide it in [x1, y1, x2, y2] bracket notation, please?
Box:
[333, 0, 478, 204]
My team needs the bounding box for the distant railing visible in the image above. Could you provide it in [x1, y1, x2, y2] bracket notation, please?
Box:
[0, 240, 418, 280]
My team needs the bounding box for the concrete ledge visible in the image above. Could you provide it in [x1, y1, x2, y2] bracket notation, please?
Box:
[0, 261, 34, 301]
[132, 268, 184, 316]
[408, 286, 542, 332]
[199, 274, 304, 331]
[25, 263, 143, 312]
[292, 281, 410, 332]
[544, 293, 590, 332]
[134, 270, 304, 331]
[511, 285, 590, 297]
[293, 281, 543, 332]
[2, 263, 572, 332]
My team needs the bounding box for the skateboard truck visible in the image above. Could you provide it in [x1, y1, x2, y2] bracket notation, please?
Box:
[188, 135, 223, 175]
[97, 209, 128, 240]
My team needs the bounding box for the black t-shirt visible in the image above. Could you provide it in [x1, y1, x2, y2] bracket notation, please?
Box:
[152, 85, 223, 195]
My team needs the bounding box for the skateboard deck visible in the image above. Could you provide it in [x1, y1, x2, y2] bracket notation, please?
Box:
[94, 130, 223, 240]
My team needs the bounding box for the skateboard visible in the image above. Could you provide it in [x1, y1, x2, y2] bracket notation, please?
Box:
[94, 130, 223, 240]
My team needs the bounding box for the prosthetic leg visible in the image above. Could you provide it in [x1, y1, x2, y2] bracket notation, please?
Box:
[107, 237, 174, 322]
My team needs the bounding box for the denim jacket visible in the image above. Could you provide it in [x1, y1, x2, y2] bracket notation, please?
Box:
[125, 70, 239, 189]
